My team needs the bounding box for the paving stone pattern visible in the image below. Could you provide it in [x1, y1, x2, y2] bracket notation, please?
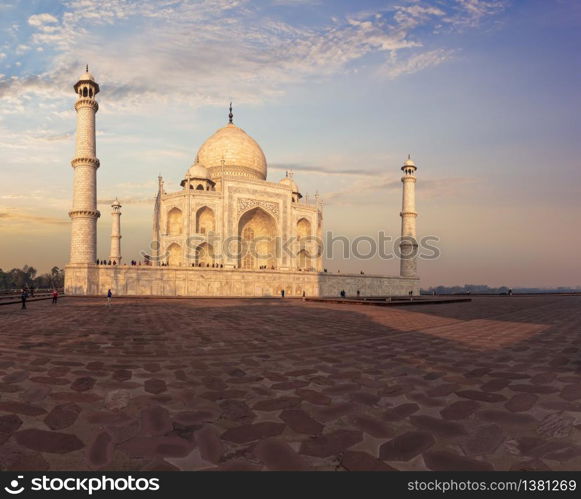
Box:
[0, 296, 580, 471]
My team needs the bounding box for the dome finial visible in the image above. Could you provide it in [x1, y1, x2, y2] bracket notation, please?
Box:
[86, 64, 89, 73]
[408, 153, 411, 160]
[228, 102, 233, 124]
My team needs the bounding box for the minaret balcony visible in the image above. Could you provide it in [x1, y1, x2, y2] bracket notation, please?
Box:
[74, 99, 99, 112]
[68, 209, 101, 218]
[71, 157, 100, 168]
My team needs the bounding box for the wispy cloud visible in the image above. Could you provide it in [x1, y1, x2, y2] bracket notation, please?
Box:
[0, 0, 508, 113]
[270, 162, 378, 177]
[382, 48, 456, 79]
[28, 13, 59, 28]
[323, 175, 480, 205]
[97, 197, 154, 206]
[0, 210, 69, 226]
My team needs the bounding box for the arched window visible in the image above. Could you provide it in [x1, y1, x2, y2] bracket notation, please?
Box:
[297, 218, 311, 240]
[83, 87, 88, 97]
[298, 249, 311, 271]
[238, 207, 276, 269]
[167, 243, 182, 266]
[196, 184, 204, 190]
[89, 88, 93, 98]
[195, 242, 214, 266]
[196, 206, 215, 235]
[167, 207, 183, 236]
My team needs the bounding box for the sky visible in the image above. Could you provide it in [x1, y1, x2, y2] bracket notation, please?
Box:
[0, 0, 580, 288]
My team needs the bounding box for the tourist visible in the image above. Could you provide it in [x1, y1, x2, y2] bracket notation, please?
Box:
[281, 289, 285, 298]
[357, 290, 360, 298]
[107, 289, 112, 306]
[52, 289, 58, 304]
[20, 288, 28, 310]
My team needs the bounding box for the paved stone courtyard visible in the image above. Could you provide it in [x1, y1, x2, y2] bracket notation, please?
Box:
[0, 295, 580, 471]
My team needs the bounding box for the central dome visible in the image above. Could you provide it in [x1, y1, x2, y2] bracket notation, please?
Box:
[195, 123, 267, 181]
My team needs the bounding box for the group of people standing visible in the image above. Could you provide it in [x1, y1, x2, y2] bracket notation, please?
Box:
[19, 288, 59, 309]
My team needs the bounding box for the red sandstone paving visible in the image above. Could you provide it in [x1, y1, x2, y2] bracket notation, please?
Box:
[0, 295, 580, 470]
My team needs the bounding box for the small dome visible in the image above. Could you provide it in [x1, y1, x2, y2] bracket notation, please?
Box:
[196, 123, 267, 181]
[187, 163, 210, 179]
[79, 70, 95, 82]
[279, 176, 299, 193]
[74, 67, 99, 94]
[403, 155, 416, 168]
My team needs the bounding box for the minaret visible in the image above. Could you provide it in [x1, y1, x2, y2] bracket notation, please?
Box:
[399, 155, 418, 278]
[151, 176, 163, 266]
[69, 66, 100, 264]
[109, 198, 122, 264]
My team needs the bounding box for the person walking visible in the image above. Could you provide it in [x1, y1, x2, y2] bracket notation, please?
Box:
[281, 289, 285, 298]
[107, 289, 112, 306]
[52, 289, 58, 304]
[20, 288, 28, 310]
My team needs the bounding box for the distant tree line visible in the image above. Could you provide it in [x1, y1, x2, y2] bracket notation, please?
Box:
[422, 284, 581, 295]
[0, 265, 64, 291]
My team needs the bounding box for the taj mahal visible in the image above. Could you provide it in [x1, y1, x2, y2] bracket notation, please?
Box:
[65, 68, 420, 297]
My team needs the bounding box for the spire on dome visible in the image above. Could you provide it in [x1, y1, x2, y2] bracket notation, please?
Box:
[228, 102, 233, 124]
[86, 64, 89, 73]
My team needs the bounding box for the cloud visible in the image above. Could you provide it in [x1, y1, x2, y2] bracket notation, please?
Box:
[98, 197, 154, 206]
[382, 48, 456, 79]
[270, 162, 378, 177]
[0, 126, 73, 149]
[28, 13, 59, 27]
[323, 175, 480, 204]
[445, 0, 507, 29]
[394, 4, 446, 30]
[0, 211, 69, 226]
[0, 0, 508, 114]
[271, 0, 321, 5]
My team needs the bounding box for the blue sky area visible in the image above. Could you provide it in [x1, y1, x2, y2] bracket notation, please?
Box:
[0, 0, 579, 287]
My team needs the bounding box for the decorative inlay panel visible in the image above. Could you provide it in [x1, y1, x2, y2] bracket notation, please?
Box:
[237, 198, 280, 220]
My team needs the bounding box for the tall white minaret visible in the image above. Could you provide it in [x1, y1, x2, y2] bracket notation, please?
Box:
[69, 66, 100, 264]
[109, 198, 122, 264]
[151, 176, 163, 266]
[399, 155, 418, 278]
